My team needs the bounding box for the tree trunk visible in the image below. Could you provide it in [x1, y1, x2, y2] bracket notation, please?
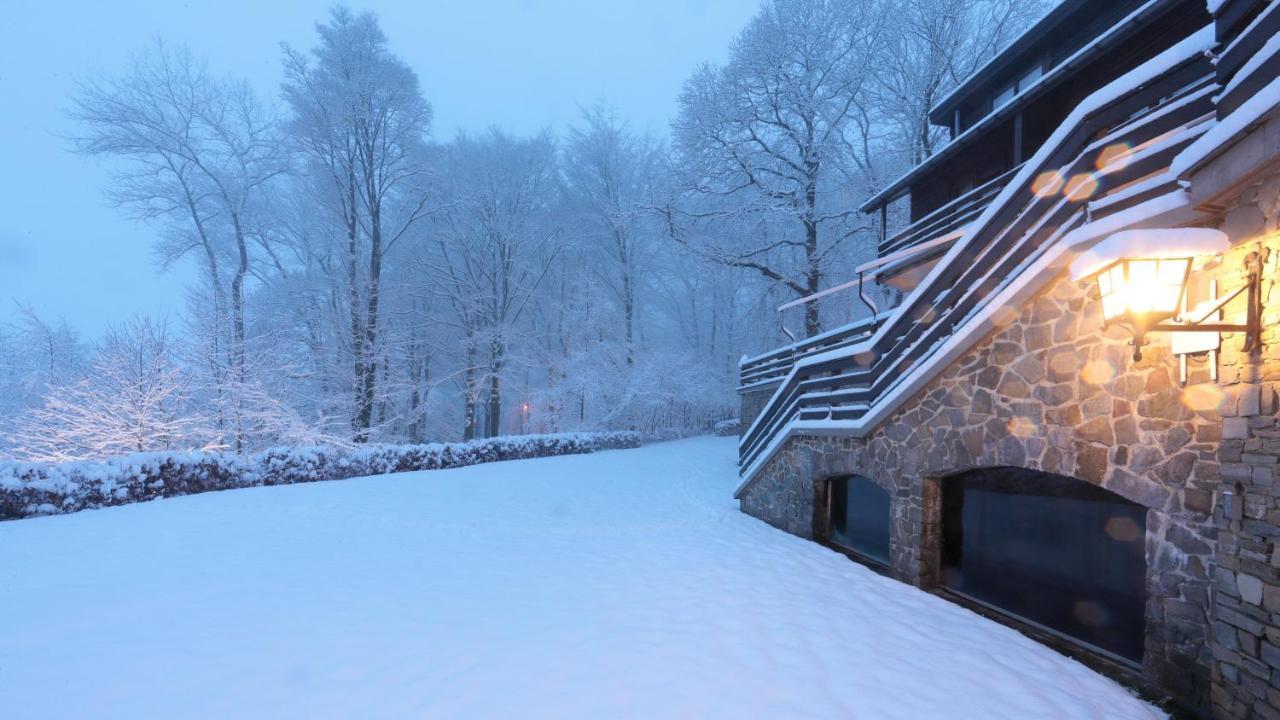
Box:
[346, 175, 365, 442]
[486, 336, 505, 438]
[622, 262, 635, 366]
[803, 164, 822, 338]
[462, 331, 478, 441]
[229, 211, 249, 453]
[406, 331, 428, 444]
[357, 204, 382, 439]
[178, 173, 229, 445]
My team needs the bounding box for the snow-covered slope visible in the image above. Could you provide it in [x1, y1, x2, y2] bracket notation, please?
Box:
[0, 438, 1162, 719]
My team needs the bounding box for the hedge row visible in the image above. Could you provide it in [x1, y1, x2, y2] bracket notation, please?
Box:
[0, 431, 641, 521]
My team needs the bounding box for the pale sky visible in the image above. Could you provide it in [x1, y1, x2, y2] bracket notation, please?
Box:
[0, 0, 758, 336]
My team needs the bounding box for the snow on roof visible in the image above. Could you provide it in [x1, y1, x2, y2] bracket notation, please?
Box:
[1068, 227, 1229, 280]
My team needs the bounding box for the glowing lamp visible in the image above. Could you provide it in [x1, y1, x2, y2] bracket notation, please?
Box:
[1093, 256, 1192, 327]
[1071, 229, 1260, 362]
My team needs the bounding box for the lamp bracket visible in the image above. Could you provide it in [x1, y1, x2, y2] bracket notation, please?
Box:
[1118, 249, 1265, 362]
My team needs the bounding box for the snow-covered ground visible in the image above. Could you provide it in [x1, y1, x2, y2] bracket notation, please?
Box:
[1, 437, 1162, 719]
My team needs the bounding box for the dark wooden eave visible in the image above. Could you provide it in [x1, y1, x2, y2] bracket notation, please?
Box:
[927, 0, 1093, 126]
[860, 0, 1190, 214]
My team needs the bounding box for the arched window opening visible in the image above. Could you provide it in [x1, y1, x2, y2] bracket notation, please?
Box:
[941, 467, 1147, 664]
[827, 475, 891, 566]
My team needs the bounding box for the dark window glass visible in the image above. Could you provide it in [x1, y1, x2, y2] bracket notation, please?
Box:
[941, 467, 1147, 663]
[828, 476, 891, 565]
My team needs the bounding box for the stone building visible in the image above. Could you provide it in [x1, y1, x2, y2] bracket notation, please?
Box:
[735, 0, 1280, 716]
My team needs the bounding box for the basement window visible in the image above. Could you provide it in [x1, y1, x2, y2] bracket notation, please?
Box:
[941, 467, 1147, 664]
[828, 475, 891, 566]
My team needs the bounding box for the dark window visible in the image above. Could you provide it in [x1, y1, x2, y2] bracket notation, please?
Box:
[828, 476, 891, 565]
[941, 467, 1147, 663]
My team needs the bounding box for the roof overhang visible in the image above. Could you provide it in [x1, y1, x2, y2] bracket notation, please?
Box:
[861, 0, 1188, 214]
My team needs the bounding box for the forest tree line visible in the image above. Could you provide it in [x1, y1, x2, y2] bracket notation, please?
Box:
[0, 0, 1047, 461]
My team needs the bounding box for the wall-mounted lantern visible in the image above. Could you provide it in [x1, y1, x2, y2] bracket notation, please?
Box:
[1070, 229, 1262, 362]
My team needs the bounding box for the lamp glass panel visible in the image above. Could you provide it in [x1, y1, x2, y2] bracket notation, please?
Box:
[1158, 258, 1189, 284]
[1152, 258, 1190, 314]
[1102, 293, 1124, 321]
[1093, 257, 1191, 324]
[1099, 265, 1127, 322]
[1127, 260, 1159, 314]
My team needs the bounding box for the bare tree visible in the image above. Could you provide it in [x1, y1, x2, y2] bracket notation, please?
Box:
[671, 0, 885, 337]
[70, 41, 286, 451]
[871, 0, 1052, 166]
[434, 130, 560, 439]
[282, 6, 433, 443]
[563, 104, 660, 366]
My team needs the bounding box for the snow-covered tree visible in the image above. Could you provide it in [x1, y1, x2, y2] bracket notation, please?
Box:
[17, 0, 1052, 462]
[433, 130, 560, 439]
[282, 6, 433, 443]
[10, 317, 216, 462]
[671, 0, 886, 337]
[871, 0, 1052, 167]
[70, 41, 287, 452]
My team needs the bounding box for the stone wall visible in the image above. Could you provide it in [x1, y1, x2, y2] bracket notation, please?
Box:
[1208, 173, 1280, 720]
[740, 267, 1222, 705]
[739, 169, 1280, 714]
[740, 384, 777, 433]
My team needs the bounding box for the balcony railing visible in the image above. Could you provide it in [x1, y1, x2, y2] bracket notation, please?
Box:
[879, 164, 1024, 258]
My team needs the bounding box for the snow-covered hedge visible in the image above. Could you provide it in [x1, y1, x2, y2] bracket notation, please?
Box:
[0, 432, 641, 521]
[713, 418, 741, 437]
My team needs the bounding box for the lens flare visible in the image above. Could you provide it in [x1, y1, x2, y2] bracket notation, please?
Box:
[1079, 360, 1116, 385]
[1073, 600, 1109, 628]
[1008, 416, 1039, 439]
[1182, 384, 1228, 413]
[1049, 351, 1080, 378]
[990, 305, 1019, 327]
[1095, 143, 1133, 174]
[1105, 516, 1141, 542]
[1064, 172, 1100, 202]
[1032, 171, 1065, 198]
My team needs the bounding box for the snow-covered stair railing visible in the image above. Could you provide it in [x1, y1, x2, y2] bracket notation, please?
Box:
[737, 25, 1221, 496]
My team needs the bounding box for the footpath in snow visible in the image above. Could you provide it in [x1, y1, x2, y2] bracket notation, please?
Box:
[0, 437, 1162, 719]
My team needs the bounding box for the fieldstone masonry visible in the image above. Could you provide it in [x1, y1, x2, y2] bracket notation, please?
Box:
[738, 173, 1280, 716]
[1209, 172, 1280, 720]
[740, 386, 774, 433]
